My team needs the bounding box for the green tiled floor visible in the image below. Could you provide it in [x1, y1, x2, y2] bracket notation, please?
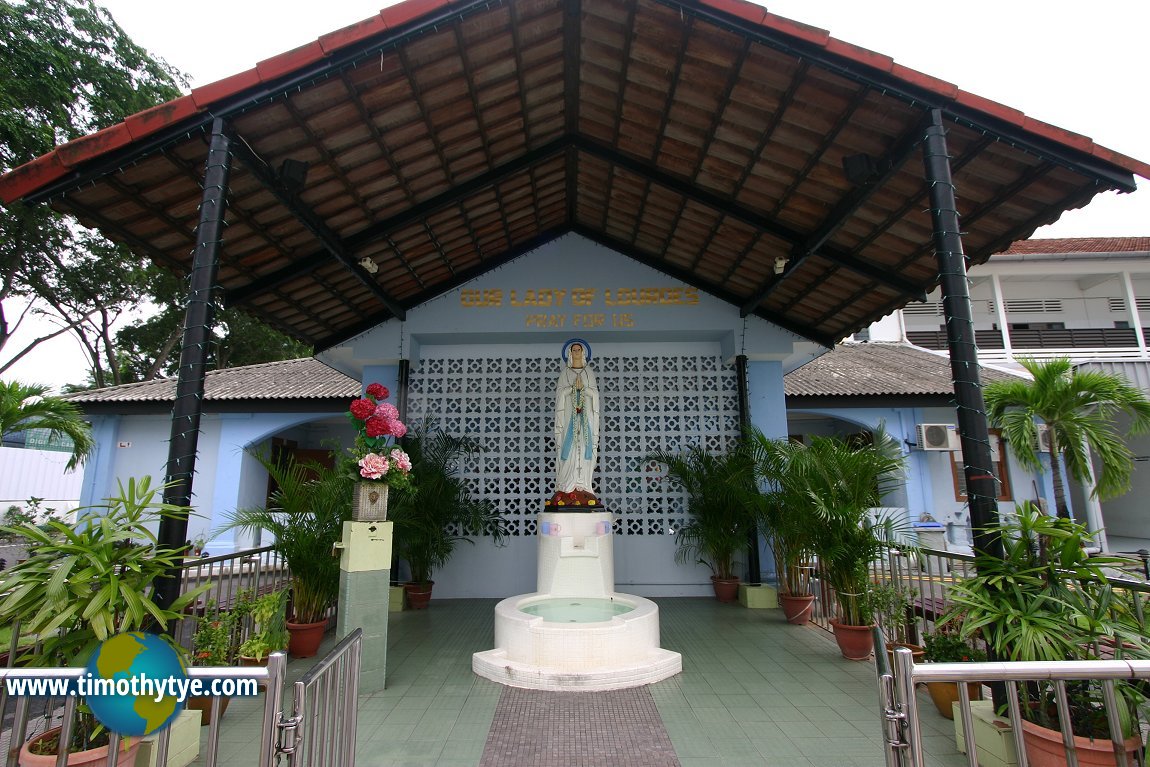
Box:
[195, 598, 970, 766]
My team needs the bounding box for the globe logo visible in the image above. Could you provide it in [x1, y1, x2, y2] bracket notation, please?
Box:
[84, 632, 187, 737]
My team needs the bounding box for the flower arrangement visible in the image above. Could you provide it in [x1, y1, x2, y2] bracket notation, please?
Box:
[347, 382, 413, 490]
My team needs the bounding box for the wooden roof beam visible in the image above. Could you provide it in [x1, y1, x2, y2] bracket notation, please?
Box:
[226, 137, 569, 307]
[740, 114, 931, 314]
[228, 133, 407, 321]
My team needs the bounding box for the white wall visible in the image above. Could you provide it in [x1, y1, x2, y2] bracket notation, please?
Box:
[0, 447, 85, 516]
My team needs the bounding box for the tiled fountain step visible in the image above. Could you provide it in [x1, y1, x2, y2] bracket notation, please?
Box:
[479, 685, 681, 767]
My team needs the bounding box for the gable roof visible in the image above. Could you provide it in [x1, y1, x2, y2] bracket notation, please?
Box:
[784, 342, 1019, 398]
[3, 0, 1146, 351]
[65, 342, 1012, 407]
[63, 357, 358, 404]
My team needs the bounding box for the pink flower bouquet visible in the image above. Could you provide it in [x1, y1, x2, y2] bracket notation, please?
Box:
[346, 383, 412, 489]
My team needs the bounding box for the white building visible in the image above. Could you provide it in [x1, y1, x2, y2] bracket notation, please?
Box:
[869, 237, 1150, 552]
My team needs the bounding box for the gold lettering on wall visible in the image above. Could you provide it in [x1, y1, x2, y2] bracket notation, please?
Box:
[461, 285, 699, 329]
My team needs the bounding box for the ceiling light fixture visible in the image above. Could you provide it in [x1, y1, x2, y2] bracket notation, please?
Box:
[774, 256, 788, 275]
[359, 257, 379, 274]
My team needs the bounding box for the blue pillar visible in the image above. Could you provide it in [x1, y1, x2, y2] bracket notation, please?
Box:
[79, 415, 121, 509]
[746, 360, 787, 582]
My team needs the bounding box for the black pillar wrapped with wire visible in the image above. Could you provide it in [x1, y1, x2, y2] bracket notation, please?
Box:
[921, 108, 1003, 560]
[155, 118, 233, 610]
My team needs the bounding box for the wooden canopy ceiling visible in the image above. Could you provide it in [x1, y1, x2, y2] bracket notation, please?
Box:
[2, 0, 1147, 349]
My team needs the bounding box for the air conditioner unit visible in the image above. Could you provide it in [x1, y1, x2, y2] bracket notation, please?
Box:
[1036, 424, 1053, 452]
[916, 423, 960, 451]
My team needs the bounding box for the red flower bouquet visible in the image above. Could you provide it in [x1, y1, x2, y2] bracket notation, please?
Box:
[346, 383, 413, 489]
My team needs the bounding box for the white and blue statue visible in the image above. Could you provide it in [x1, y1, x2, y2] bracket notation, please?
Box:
[548, 338, 602, 509]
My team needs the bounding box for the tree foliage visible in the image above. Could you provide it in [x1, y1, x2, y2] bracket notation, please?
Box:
[984, 356, 1150, 518]
[1, 0, 313, 389]
[0, 379, 94, 468]
[0, 0, 184, 386]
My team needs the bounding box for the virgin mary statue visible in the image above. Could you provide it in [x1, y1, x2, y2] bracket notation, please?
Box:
[552, 338, 600, 501]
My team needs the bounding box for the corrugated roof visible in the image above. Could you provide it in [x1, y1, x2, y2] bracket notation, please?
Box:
[784, 342, 1019, 398]
[64, 357, 358, 403]
[66, 343, 1013, 405]
[1002, 237, 1150, 255]
[1, 0, 1146, 352]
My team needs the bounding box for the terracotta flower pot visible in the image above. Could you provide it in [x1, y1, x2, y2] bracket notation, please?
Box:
[710, 575, 740, 603]
[830, 619, 875, 660]
[404, 581, 434, 610]
[287, 619, 327, 658]
[779, 594, 815, 625]
[1020, 718, 1142, 767]
[925, 680, 982, 719]
[19, 727, 142, 766]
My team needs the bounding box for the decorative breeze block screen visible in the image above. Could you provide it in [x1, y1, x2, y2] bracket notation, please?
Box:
[406, 354, 741, 537]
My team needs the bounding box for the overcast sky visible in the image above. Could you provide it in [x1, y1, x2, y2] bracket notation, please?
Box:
[6, 0, 1149, 389]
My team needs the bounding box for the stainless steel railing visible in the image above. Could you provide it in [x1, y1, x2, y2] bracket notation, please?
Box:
[813, 543, 1149, 641]
[175, 545, 292, 653]
[884, 645, 1150, 767]
[0, 653, 288, 767]
[282, 629, 362, 767]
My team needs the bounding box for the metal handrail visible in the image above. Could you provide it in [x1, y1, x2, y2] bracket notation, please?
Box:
[0, 654, 288, 767]
[890, 647, 1150, 767]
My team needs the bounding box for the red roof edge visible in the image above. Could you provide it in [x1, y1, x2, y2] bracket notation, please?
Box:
[824, 38, 893, 74]
[1022, 116, 1094, 154]
[125, 95, 198, 142]
[191, 67, 265, 111]
[318, 13, 390, 55]
[890, 64, 958, 100]
[1091, 145, 1150, 183]
[380, 0, 455, 29]
[700, 0, 768, 25]
[256, 41, 328, 83]
[0, 151, 68, 204]
[951, 89, 1026, 127]
[758, 11, 830, 46]
[56, 123, 134, 169]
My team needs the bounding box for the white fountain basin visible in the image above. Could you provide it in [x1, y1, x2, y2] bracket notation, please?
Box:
[472, 590, 682, 691]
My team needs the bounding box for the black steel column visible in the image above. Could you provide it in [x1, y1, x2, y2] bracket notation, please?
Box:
[155, 118, 233, 610]
[735, 354, 761, 583]
[396, 358, 411, 421]
[922, 109, 1003, 560]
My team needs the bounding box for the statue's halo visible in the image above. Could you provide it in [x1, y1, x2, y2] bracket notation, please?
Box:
[561, 338, 592, 363]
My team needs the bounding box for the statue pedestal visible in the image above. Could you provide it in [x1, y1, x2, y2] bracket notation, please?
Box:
[473, 510, 681, 691]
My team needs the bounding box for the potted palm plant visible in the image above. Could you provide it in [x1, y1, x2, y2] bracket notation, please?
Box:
[219, 452, 350, 658]
[943, 502, 1148, 765]
[748, 431, 819, 623]
[389, 426, 511, 608]
[789, 430, 908, 659]
[648, 442, 759, 602]
[0, 477, 209, 766]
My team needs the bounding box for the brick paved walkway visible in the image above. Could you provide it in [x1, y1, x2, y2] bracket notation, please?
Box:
[479, 687, 680, 767]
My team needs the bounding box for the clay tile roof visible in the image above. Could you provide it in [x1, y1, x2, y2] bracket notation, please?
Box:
[1001, 237, 1150, 255]
[784, 342, 1019, 398]
[64, 357, 358, 404]
[3, 0, 1148, 352]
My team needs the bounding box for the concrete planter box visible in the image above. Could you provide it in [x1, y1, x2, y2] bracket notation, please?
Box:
[953, 699, 1017, 767]
[135, 709, 200, 767]
[738, 584, 778, 609]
